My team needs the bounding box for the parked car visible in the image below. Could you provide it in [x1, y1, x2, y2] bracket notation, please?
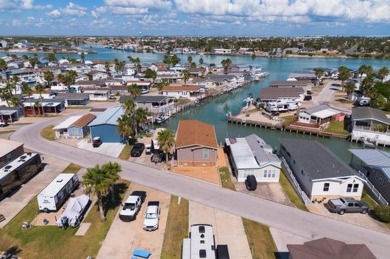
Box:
[151, 152, 165, 164]
[131, 143, 145, 157]
[326, 197, 369, 215]
[0, 120, 7, 127]
[92, 137, 102, 148]
[245, 175, 257, 191]
[143, 201, 160, 231]
[119, 191, 147, 222]
[141, 88, 149, 94]
[145, 144, 152, 155]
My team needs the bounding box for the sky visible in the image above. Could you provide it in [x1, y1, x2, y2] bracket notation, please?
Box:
[0, 0, 389, 36]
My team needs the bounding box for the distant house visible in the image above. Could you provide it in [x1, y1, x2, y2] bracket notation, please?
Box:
[83, 89, 110, 101]
[213, 48, 232, 54]
[175, 120, 218, 166]
[120, 95, 175, 117]
[349, 149, 390, 205]
[287, 237, 376, 259]
[259, 87, 305, 103]
[161, 85, 201, 99]
[53, 114, 96, 139]
[88, 106, 124, 143]
[23, 98, 65, 116]
[298, 105, 340, 125]
[269, 80, 313, 91]
[56, 93, 90, 107]
[225, 134, 281, 182]
[279, 139, 365, 201]
[0, 139, 24, 168]
[350, 107, 390, 146]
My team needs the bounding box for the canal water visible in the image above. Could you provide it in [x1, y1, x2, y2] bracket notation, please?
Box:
[2, 45, 389, 162]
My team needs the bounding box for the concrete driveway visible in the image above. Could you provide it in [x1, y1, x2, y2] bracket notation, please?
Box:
[0, 156, 70, 228]
[189, 202, 252, 259]
[97, 183, 171, 259]
[235, 182, 293, 206]
[77, 139, 125, 158]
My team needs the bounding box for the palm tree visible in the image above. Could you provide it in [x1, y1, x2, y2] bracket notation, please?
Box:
[313, 67, 324, 81]
[187, 56, 193, 64]
[21, 83, 33, 97]
[34, 100, 43, 116]
[43, 70, 54, 87]
[128, 84, 141, 99]
[82, 165, 112, 222]
[338, 66, 350, 92]
[101, 162, 121, 202]
[9, 96, 23, 107]
[359, 64, 374, 78]
[199, 57, 204, 66]
[80, 52, 85, 64]
[157, 129, 175, 164]
[182, 69, 190, 85]
[378, 67, 389, 81]
[361, 75, 375, 97]
[0, 58, 7, 71]
[35, 83, 45, 98]
[144, 69, 157, 85]
[122, 99, 136, 116]
[221, 58, 232, 74]
[135, 108, 150, 134]
[116, 115, 134, 144]
[11, 76, 20, 94]
[105, 61, 111, 78]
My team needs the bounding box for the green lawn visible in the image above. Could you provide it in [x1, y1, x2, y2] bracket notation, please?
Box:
[161, 196, 189, 259]
[219, 166, 236, 191]
[0, 181, 128, 259]
[279, 170, 308, 211]
[62, 163, 82, 174]
[325, 121, 349, 136]
[242, 218, 277, 259]
[40, 125, 56, 141]
[118, 145, 132, 160]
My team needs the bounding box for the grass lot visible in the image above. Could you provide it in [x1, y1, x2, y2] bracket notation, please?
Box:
[161, 196, 189, 259]
[279, 170, 308, 211]
[0, 130, 15, 134]
[219, 166, 236, 191]
[118, 145, 132, 160]
[62, 163, 82, 174]
[325, 121, 349, 136]
[40, 125, 56, 141]
[243, 218, 277, 259]
[281, 115, 296, 126]
[0, 181, 128, 259]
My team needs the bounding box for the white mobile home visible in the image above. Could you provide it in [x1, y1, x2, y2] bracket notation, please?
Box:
[37, 173, 79, 212]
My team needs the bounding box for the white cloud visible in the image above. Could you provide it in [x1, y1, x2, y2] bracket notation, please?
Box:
[110, 6, 148, 15]
[48, 9, 61, 18]
[20, 0, 52, 10]
[104, 0, 171, 9]
[11, 18, 21, 26]
[62, 2, 87, 17]
[0, 0, 16, 9]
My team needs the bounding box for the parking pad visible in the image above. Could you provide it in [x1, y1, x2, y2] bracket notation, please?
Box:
[78, 140, 125, 158]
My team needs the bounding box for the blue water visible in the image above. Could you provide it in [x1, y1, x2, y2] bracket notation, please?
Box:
[2, 45, 390, 162]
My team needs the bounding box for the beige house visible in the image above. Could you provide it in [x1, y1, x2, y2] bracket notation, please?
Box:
[175, 120, 218, 166]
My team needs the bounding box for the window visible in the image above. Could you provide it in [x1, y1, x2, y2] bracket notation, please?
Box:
[203, 149, 209, 159]
[323, 183, 330, 192]
[353, 184, 359, 192]
[263, 170, 267, 178]
[346, 184, 352, 192]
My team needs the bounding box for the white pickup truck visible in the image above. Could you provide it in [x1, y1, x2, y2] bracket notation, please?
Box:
[119, 191, 146, 222]
[143, 201, 160, 231]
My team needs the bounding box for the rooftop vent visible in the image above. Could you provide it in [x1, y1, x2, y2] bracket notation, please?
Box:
[56, 179, 64, 183]
[5, 165, 12, 170]
[199, 225, 205, 233]
[200, 234, 205, 238]
[199, 249, 206, 258]
[20, 155, 27, 159]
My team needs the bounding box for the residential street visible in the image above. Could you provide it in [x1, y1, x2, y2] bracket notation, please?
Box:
[10, 116, 390, 258]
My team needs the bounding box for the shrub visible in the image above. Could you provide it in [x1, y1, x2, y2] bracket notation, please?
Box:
[373, 205, 390, 223]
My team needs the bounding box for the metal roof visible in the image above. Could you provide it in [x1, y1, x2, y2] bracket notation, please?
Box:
[88, 106, 124, 126]
[135, 95, 172, 103]
[226, 137, 259, 169]
[259, 87, 304, 100]
[279, 139, 358, 179]
[349, 149, 390, 178]
[53, 115, 82, 130]
[245, 134, 280, 164]
[0, 139, 23, 158]
[352, 107, 390, 125]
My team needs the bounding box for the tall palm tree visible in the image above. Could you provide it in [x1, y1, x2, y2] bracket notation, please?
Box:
[105, 61, 111, 78]
[11, 76, 20, 94]
[221, 58, 232, 74]
[122, 99, 136, 116]
[157, 129, 175, 164]
[80, 52, 85, 64]
[313, 67, 324, 81]
[199, 57, 204, 66]
[101, 162, 121, 202]
[187, 56, 193, 64]
[116, 115, 134, 144]
[359, 64, 374, 78]
[0, 58, 7, 71]
[338, 66, 350, 92]
[361, 75, 375, 97]
[21, 83, 33, 98]
[35, 83, 45, 98]
[128, 84, 141, 99]
[0, 83, 13, 106]
[378, 66, 389, 81]
[82, 165, 112, 222]
[135, 108, 150, 134]
[34, 100, 43, 116]
[9, 96, 23, 107]
[43, 70, 54, 87]
[182, 69, 190, 85]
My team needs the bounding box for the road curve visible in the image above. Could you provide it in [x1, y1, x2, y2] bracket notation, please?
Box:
[11, 116, 390, 258]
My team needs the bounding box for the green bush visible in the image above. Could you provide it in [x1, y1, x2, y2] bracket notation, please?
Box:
[373, 205, 390, 223]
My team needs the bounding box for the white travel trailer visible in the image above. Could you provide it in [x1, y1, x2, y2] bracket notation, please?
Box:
[37, 173, 79, 212]
[266, 101, 300, 113]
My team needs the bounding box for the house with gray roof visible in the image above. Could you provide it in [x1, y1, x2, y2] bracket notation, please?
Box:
[349, 149, 390, 205]
[279, 139, 365, 201]
[120, 95, 175, 117]
[88, 106, 124, 143]
[350, 107, 390, 146]
[298, 105, 340, 125]
[225, 134, 281, 182]
[259, 87, 305, 103]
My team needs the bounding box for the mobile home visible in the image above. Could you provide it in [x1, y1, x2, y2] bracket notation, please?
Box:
[37, 173, 79, 212]
[0, 153, 42, 200]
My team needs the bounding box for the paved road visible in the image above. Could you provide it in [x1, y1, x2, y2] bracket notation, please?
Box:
[313, 80, 352, 114]
[11, 116, 390, 258]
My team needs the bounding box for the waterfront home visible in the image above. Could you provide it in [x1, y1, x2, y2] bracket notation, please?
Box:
[349, 149, 390, 205]
[287, 237, 376, 259]
[23, 98, 65, 116]
[350, 107, 390, 146]
[0, 139, 24, 168]
[0, 106, 24, 122]
[199, 74, 240, 90]
[53, 114, 96, 139]
[259, 87, 305, 104]
[225, 134, 281, 182]
[175, 120, 218, 166]
[150, 62, 169, 71]
[120, 95, 176, 117]
[161, 85, 201, 100]
[88, 106, 124, 143]
[279, 139, 365, 202]
[298, 105, 340, 126]
[269, 80, 313, 92]
[213, 48, 232, 54]
[287, 72, 317, 82]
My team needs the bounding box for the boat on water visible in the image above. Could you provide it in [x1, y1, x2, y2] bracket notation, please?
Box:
[251, 66, 270, 80]
[155, 114, 170, 124]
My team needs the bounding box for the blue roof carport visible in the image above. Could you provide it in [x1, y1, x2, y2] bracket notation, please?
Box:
[88, 106, 124, 143]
